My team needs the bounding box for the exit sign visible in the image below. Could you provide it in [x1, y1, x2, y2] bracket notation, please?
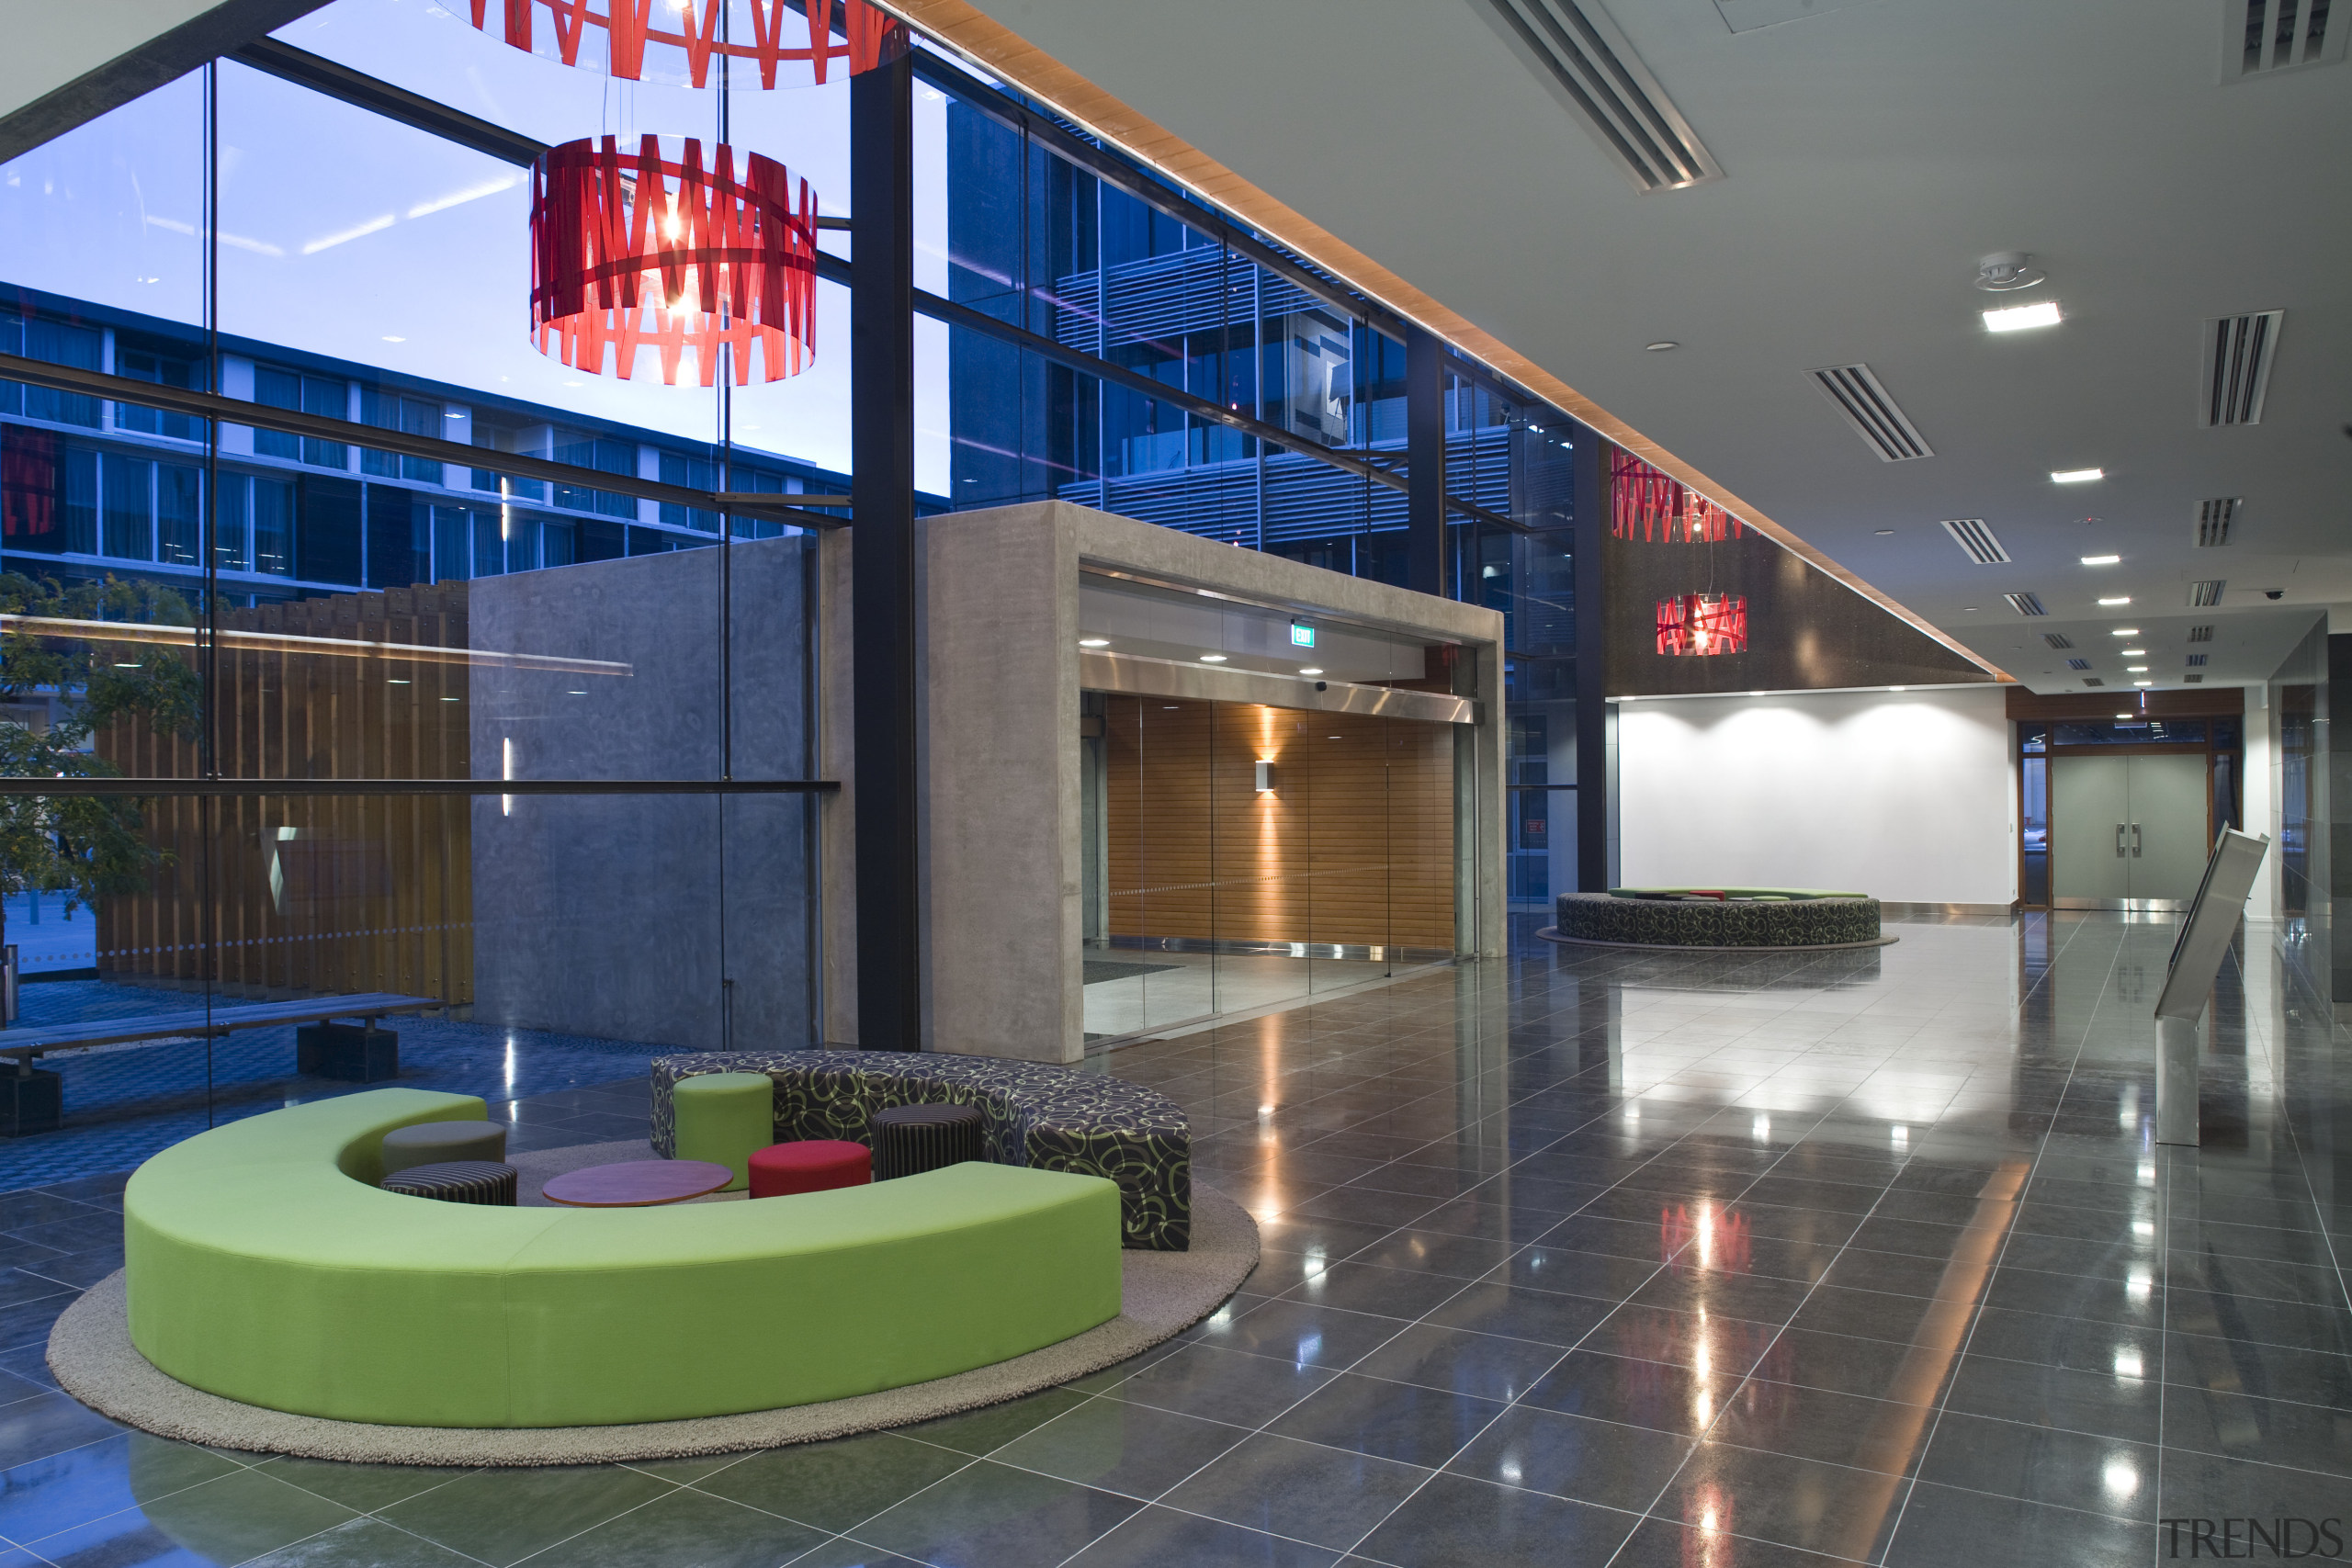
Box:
[1290, 623, 1316, 648]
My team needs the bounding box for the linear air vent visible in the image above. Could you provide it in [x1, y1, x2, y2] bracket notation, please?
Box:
[2042, 633, 2075, 649]
[1485, 0, 1723, 192]
[2187, 673, 2206, 682]
[2188, 653, 2210, 667]
[2197, 497, 2240, 546]
[2188, 624, 2215, 642]
[2083, 677, 2107, 687]
[1808, 364, 1933, 461]
[2221, 0, 2348, 80]
[2004, 592, 2046, 616]
[2188, 580, 2227, 607]
[2201, 311, 2283, 426]
[2066, 658, 2092, 671]
[1940, 518, 2009, 565]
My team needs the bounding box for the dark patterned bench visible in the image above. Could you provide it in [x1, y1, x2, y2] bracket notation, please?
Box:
[1554, 890, 1882, 948]
[651, 1051, 1191, 1251]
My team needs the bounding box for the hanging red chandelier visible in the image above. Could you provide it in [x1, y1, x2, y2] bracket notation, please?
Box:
[529, 134, 820, 387]
[1611, 450, 1739, 544]
[461, 0, 908, 89]
[1656, 593, 1747, 657]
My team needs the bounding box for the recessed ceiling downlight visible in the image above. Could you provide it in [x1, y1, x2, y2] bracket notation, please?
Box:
[1984, 300, 2063, 332]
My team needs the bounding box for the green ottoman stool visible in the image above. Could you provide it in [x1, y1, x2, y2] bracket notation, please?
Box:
[380, 1120, 507, 1178]
[673, 1071, 773, 1192]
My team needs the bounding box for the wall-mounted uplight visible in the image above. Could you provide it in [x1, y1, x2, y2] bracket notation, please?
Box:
[2052, 468, 2105, 484]
[1199, 654, 1227, 663]
[2081, 555, 2120, 566]
[1079, 637, 1109, 649]
[1984, 300, 2063, 333]
[1253, 760, 1275, 794]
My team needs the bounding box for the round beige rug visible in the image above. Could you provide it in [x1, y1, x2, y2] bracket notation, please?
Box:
[48, 1158, 1257, 1467]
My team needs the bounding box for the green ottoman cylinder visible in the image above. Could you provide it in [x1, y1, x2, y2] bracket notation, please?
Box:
[673, 1071, 774, 1192]
[380, 1120, 507, 1178]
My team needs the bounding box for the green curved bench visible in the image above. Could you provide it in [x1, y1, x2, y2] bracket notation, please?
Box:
[123, 1089, 1122, 1428]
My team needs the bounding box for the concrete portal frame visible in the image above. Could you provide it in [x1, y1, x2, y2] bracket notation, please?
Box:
[820, 501, 1507, 1065]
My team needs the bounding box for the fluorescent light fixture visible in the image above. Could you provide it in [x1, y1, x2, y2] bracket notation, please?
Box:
[2052, 468, 2105, 483]
[2127, 666, 2148, 672]
[1984, 300, 2063, 332]
[2081, 554, 2121, 565]
[1199, 654, 1227, 663]
[2110, 627, 2140, 636]
[2098, 596, 2132, 606]
[2122, 648, 2146, 656]
[2116, 713, 2132, 719]
[1889, 685, 1905, 692]
[1298, 667, 1323, 675]
[1078, 637, 1109, 648]
[2133, 681, 2154, 687]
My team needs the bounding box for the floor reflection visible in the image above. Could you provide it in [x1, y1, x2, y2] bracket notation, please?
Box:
[0, 911, 2346, 1566]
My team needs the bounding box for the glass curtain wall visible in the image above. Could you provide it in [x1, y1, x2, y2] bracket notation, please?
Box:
[1087, 696, 1459, 1042]
[0, 0, 833, 1168]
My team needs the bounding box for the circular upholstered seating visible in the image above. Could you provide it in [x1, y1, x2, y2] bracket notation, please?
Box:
[1554, 889, 1882, 949]
[126, 1089, 1122, 1427]
[871, 1103, 986, 1180]
[749, 1140, 872, 1199]
[381, 1159, 518, 1206]
[650, 1050, 1191, 1251]
[379, 1120, 507, 1177]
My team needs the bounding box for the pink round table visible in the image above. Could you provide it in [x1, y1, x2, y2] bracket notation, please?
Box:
[541, 1159, 734, 1208]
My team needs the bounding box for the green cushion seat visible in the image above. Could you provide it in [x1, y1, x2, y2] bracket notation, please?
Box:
[673, 1071, 775, 1192]
[125, 1089, 1122, 1428]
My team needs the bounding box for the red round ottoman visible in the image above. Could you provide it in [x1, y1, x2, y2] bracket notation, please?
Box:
[747, 1140, 872, 1199]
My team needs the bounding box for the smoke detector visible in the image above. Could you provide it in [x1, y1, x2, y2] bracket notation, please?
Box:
[1974, 251, 2046, 292]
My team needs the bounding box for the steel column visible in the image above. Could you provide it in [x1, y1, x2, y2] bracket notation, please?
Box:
[1574, 429, 1610, 890]
[851, 49, 920, 1052]
[1406, 325, 1446, 599]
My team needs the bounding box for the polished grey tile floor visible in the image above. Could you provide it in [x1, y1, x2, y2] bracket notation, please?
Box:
[1, 911, 2347, 1566]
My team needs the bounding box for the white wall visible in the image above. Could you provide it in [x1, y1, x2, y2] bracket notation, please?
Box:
[2245, 682, 2278, 921]
[1618, 686, 2016, 908]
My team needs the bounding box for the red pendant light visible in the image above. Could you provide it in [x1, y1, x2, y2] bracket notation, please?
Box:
[1611, 450, 1739, 543]
[462, 0, 908, 89]
[1656, 593, 1747, 657]
[529, 134, 819, 387]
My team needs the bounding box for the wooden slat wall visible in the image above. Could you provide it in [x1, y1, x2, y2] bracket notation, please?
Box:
[1103, 696, 1455, 951]
[95, 585, 475, 1003]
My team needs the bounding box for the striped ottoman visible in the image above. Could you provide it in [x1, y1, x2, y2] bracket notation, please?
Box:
[381, 1160, 518, 1206]
[869, 1104, 985, 1181]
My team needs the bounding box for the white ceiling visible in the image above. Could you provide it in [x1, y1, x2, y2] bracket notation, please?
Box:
[959, 0, 2352, 693]
[0, 1, 223, 118]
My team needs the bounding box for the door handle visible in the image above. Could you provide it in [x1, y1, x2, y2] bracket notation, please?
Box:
[2132, 823, 2143, 858]
[2116, 823, 2127, 858]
